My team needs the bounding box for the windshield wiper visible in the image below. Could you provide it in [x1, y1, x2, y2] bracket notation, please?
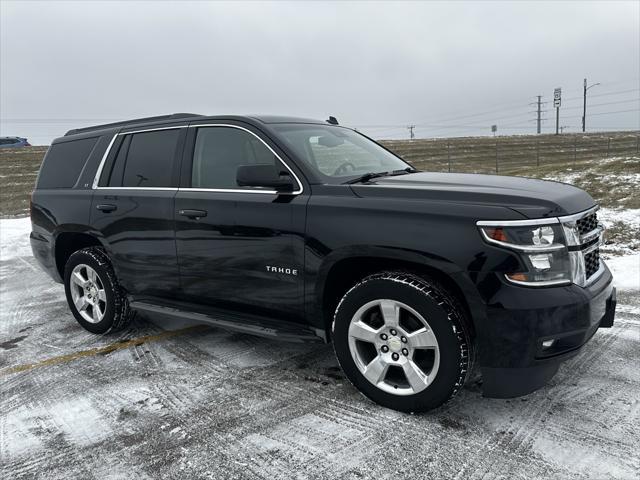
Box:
[344, 167, 417, 185]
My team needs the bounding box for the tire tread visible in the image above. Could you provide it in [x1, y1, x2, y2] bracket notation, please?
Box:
[65, 246, 133, 333]
[332, 270, 474, 409]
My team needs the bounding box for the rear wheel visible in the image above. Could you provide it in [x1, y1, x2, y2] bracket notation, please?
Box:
[332, 272, 473, 413]
[64, 247, 132, 334]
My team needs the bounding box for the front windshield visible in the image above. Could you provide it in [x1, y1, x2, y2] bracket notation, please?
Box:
[272, 124, 412, 182]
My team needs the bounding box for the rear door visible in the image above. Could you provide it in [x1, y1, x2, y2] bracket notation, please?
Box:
[90, 125, 186, 299]
[175, 123, 308, 322]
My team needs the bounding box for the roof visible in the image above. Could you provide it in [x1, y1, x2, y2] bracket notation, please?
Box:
[246, 115, 327, 124]
[63, 113, 331, 137]
[64, 113, 203, 136]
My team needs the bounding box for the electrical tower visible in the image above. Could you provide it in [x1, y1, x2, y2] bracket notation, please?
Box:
[536, 96, 542, 134]
[529, 96, 547, 134]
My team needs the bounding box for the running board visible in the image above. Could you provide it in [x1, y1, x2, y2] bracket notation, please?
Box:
[129, 300, 324, 343]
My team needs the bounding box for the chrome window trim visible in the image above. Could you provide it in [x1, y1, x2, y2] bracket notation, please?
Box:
[92, 125, 187, 189]
[179, 188, 278, 195]
[185, 123, 304, 195]
[92, 133, 119, 189]
[91, 187, 179, 192]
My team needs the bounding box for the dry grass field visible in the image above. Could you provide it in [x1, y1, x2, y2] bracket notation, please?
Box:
[0, 146, 47, 218]
[1, 131, 637, 219]
[380, 131, 640, 175]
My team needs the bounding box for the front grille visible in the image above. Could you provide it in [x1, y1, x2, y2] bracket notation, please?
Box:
[577, 212, 598, 235]
[560, 207, 603, 286]
[585, 249, 600, 279]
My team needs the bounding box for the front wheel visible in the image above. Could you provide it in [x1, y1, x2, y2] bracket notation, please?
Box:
[64, 247, 132, 334]
[332, 272, 473, 413]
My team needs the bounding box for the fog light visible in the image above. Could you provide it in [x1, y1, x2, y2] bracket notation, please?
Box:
[542, 339, 556, 348]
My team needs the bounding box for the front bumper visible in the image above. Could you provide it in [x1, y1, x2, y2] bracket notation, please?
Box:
[477, 263, 616, 398]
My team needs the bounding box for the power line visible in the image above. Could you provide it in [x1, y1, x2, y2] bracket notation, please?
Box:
[563, 88, 640, 102]
[560, 98, 639, 111]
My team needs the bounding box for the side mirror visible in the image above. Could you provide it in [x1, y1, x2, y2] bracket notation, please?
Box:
[236, 164, 295, 192]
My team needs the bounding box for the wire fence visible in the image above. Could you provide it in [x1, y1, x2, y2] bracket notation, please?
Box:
[1, 131, 639, 217]
[380, 131, 640, 174]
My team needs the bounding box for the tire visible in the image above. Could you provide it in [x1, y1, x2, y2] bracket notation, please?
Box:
[64, 247, 132, 334]
[332, 271, 473, 413]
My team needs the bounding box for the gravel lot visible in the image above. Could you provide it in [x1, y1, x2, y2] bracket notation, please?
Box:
[1, 218, 639, 479]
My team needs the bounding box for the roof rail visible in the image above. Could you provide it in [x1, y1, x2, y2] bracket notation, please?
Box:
[64, 113, 203, 136]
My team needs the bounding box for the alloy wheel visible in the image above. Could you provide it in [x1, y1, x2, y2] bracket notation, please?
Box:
[347, 299, 440, 395]
[69, 263, 107, 324]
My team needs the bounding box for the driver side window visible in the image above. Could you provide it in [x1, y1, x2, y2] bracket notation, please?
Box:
[191, 127, 278, 189]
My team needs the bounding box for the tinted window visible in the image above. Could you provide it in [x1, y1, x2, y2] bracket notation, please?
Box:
[192, 127, 278, 189]
[102, 135, 131, 187]
[118, 129, 180, 188]
[37, 137, 99, 189]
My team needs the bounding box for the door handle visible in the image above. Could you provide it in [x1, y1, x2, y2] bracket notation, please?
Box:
[179, 209, 208, 219]
[96, 204, 117, 213]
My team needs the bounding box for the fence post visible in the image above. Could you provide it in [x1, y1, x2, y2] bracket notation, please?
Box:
[636, 135, 639, 155]
[607, 137, 611, 157]
[495, 140, 499, 174]
[574, 136, 577, 164]
[447, 141, 451, 173]
[536, 139, 540, 167]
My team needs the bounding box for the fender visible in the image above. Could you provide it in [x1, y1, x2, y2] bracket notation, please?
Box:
[50, 224, 112, 279]
[310, 244, 487, 334]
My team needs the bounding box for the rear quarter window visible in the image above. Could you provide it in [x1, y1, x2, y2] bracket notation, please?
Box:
[37, 137, 99, 189]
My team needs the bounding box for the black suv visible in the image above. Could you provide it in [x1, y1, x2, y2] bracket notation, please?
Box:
[30, 113, 616, 412]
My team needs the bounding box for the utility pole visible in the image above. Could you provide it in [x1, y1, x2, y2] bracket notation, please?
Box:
[407, 125, 415, 140]
[582, 78, 601, 132]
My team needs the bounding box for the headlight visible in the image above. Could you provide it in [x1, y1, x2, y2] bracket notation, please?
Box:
[478, 221, 572, 286]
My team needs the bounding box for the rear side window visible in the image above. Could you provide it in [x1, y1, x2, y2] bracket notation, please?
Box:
[37, 137, 98, 189]
[103, 129, 180, 188]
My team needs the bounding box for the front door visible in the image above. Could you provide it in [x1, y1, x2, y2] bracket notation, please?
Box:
[175, 124, 307, 322]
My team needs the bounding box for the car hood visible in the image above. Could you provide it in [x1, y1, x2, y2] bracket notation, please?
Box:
[350, 172, 595, 218]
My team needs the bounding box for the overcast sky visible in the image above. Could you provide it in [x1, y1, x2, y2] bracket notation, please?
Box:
[1, 0, 638, 144]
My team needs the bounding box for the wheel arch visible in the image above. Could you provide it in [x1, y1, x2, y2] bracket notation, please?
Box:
[53, 229, 106, 278]
[316, 247, 483, 340]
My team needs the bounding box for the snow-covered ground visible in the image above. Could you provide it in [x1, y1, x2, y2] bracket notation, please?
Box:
[1, 217, 639, 479]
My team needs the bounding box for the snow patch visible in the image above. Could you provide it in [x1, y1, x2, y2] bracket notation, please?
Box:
[0, 217, 32, 261]
[2, 405, 45, 458]
[606, 254, 640, 291]
[599, 208, 640, 231]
